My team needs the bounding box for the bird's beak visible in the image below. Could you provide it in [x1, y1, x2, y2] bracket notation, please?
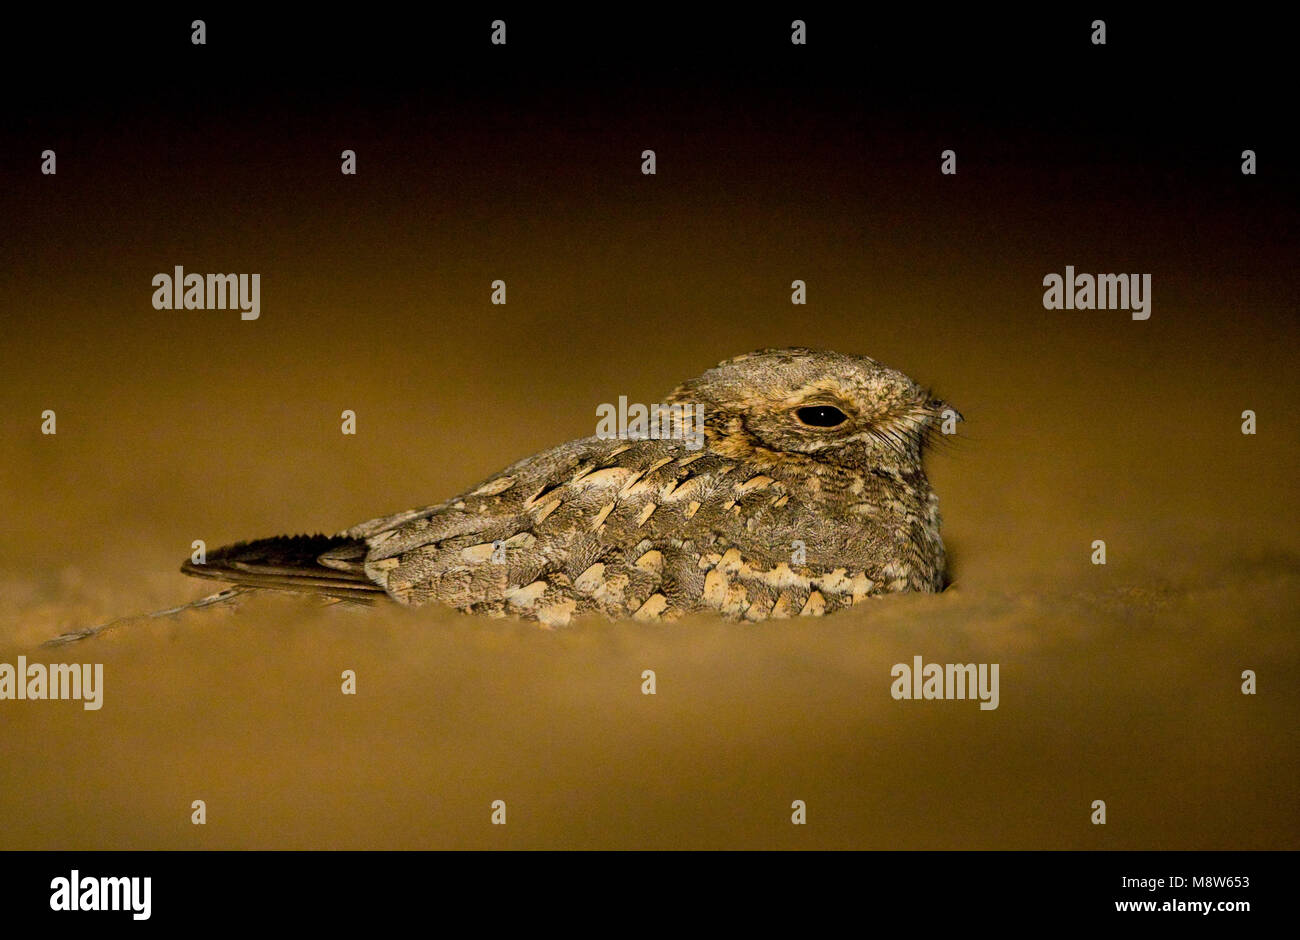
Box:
[926, 398, 962, 422]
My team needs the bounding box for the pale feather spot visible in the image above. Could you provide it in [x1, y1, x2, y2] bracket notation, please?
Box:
[618, 466, 649, 495]
[676, 453, 705, 467]
[644, 455, 675, 475]
[532, 496, 562, 523]
[799, 590, 826, 616]
[636, 503, 657, 527]
[522, 485, 563, 510]
[703, 569, 728, 607]
[592, 573, 629, 606]
[755, 562, 811, 590]
[575, 563, 606, 593]
[461, 543, 496, 563]
[471, 476, 515, 497]
[660, 475, 704, 500]
[506, 581, 548, 608]
[701, 558, 813, 596]
[771, 591, 797, 618]
[684, 500, 702, 519]
[744, 593, 774, 621]
[590, 503, 615, 530]
[621, 457, 676, 496]
[718, 548, 744, 573]
[813, 568, 852, 594]
[620, 458, 673, 497]
[736, 475, 774, 494]
[578, 467, 636, 489]
[537, 599, 576, 628]
[632, 593, 669, 621]
[771, 494, 790, 508]
[635, 550, 664, 573]
[721, 582, 749, 617]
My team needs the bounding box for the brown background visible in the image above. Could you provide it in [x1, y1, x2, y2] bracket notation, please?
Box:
[1, 10, 1296, 848]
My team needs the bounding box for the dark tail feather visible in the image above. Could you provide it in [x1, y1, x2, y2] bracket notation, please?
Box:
[180, 533, 383, 599]
[43, 534, 382, 647]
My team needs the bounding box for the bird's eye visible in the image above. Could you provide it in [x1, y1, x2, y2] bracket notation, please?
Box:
[795, 406, 848, 427]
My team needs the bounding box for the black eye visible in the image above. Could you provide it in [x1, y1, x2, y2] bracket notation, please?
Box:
[796, 406, 848, 427]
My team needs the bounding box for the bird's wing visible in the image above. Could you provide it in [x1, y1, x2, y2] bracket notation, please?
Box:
[344, 435, 878, 622]
[342, 435, 798, 619]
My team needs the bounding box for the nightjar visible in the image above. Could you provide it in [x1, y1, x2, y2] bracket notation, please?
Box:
[182, 347, 960, 625]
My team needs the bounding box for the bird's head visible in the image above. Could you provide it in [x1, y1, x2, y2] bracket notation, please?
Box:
[664, 347, 960, 475]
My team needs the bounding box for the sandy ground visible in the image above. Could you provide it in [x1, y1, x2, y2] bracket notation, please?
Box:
[1, 287, 1295, 849]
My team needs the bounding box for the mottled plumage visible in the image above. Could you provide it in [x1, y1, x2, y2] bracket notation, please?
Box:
[182, 347, 960, 626]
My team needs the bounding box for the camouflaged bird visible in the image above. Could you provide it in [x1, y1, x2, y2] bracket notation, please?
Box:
[46, 347, 958, 644]
[175, 347, 960, 626]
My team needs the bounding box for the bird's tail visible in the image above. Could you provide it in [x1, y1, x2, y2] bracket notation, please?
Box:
[43, 533, 383, 646]
[180, 533, 380, 598]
